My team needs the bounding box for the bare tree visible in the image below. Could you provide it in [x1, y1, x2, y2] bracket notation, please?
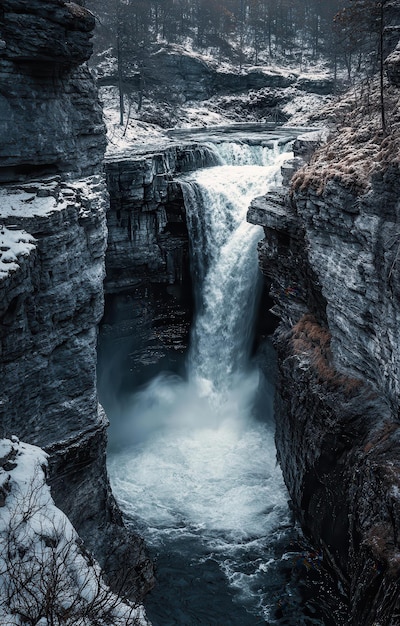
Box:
[0, 469, 147, 626]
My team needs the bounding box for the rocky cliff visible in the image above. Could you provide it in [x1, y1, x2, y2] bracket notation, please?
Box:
[249, 79, 400, 623]
[95, 42, 335, 103]
[105, 143, 217, 293]
[98, 143, 222, 402]
[0, 0, 153, 602]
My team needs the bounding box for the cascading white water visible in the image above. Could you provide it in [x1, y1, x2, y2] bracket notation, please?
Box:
[183, 141, 285, 394]
[107, 140, 296, 624]
[209, 139, 283, 166]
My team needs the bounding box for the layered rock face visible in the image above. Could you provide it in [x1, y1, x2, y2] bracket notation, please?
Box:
[140, 48, 301, 101]
[249, 128, 400, 621]
[99, 144, 219, 393]
[0, 0, 153, 600]
[93, 42, 335, 108]
[105, 144, 217, 292]
[0, 178, 107, 445]
[0, 0, 106, 182]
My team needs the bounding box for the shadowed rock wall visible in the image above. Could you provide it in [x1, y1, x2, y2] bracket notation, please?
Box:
[0, 0, 153, 600]
[249, 127, 400, 623]
[98, 144, 220, 399]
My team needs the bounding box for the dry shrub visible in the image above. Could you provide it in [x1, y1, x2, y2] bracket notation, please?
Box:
[65, 2, 92, 20]
[291, 314, 361, 395]
[291, 80, 400, 196]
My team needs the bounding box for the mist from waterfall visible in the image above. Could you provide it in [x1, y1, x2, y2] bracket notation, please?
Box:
[107, 140, 296, 624]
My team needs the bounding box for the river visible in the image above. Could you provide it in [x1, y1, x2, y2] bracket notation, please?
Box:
[101, 136, 333, 625]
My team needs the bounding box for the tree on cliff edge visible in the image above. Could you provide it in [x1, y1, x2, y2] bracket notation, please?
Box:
[335, 0, 390, 131]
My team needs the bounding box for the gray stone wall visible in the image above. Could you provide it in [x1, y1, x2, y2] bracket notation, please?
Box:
[0, 0, 106, 181]
[0, 0, 154, 601]
[250, 143, 400, 623]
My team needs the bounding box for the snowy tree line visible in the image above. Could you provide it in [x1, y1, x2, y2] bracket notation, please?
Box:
[89, 0, 398, 77]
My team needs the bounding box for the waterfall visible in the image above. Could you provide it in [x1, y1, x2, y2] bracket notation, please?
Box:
[107, 140, 297, 625]
[181, 141, 289, 394]
[208, 139, 282, 166]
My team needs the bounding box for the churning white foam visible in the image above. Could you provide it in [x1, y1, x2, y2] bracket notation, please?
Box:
[108, 370, 288, 542]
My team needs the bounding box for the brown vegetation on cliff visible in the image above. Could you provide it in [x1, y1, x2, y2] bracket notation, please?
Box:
[291, 80, 400, 195]
[291, 314, 361, 394]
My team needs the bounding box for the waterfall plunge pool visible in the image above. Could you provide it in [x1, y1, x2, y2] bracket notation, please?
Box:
[98, 135, 338, 625]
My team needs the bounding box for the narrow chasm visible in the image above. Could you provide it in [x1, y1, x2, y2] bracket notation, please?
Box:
[97, 135, 349, 625]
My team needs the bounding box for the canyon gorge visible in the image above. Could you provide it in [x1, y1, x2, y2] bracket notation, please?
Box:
[1, 1, 400, 624]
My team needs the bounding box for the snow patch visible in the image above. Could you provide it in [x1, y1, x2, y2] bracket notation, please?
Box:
[0, 438, 149, 626]
[0, 176, 106, 281]
[0, 225, 36, 279]
[282, 92, 333, 126]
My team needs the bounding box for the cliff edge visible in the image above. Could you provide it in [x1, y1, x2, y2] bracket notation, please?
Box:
[249, 61, 400, 623]
[0, 0, 153, 607]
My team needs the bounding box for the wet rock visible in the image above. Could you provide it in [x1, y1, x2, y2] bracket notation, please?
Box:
[104, 143, 216, 294]
[251, 146, 400, 623]
[99, 143, 219, 388]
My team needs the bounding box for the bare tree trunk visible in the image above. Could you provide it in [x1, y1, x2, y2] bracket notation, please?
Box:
[379, 0, 386, 132]
[115, 0, 124, 126]
[117, 30, 124, 126]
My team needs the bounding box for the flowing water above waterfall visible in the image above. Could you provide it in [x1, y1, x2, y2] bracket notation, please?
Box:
[104, 140, 330, 625]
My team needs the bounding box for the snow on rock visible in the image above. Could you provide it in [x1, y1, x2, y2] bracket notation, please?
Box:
[281, 92, 332, 127]
[292, 80, 400, 195]
[101, 83, 329, 159]
[101, 87, 174, 157]
[0, 177, 79, 220]
[97, 47, 335, 158]
[0, 226, 35, 280]
[0, 438, 149, 626]
[0, 176, 107, 287]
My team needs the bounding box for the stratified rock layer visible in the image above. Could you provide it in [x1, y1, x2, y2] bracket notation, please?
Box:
[0, 178, 107, 444]
[249, 132, 400, 623]
[0, 0, 106, 182]
[99, 144, 221, 395]
[105, 144, 216, 293]
[0, 0, 153, 602]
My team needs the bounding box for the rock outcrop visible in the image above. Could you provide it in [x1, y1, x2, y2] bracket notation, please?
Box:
[249, 105, 400, 622]
[98, 144, 219, 396]
[0, 0, 153, 603]
[105, 143, 217, 293]
[92, 39, 335, 114]
[0, 1, 106, 182]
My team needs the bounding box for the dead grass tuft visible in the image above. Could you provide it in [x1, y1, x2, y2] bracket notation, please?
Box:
[291, 80, 400, 196]
[291, 314, 362, 394]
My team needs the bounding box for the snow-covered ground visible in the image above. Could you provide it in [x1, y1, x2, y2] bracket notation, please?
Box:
[101, 83, 331, 157]
[95, 42, 335, 157]
[0, 438, 149, 626]
[0, 226, 35, 280]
